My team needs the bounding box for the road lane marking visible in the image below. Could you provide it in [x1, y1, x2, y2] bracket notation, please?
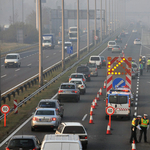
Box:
[136, 98, 138, 101]
[27, 64, 31, 66]
[15, 69, 20, 71]
[135, 107, 137, 110]
[53, 53, 56, 55]
[1, 74, 7, 78]
[82, 114, 87, 121]
[46, 56, 49, 58]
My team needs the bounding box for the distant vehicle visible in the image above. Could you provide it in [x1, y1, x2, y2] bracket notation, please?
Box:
[55, 122, 88, 149]
[41, 134, 82, 150]
[86, 62, 98, 77]
[57, 83, 80, 102]
[69, 73, 86, 85]
[5, 135, 41, 150]
[64, 41, 73, 51]
[112, 45, 121, 53]
[42, 33, 55, 49]
[115, 36, 122, 43]
[68, 27, 77, 41]
[31, 108, 61, 131]
[57, 38, 62, 45]
[89, 55, 102, 69]
[83, 29, 87, 33]
[107, 41, 117, 50]
[120, 32, 125, 37]
[4, 53, 21, 68]
[76, 65, 91, 81]
[132, 29, 137, 33]
[69, 78, 86, 94]
[100, 56, 106, 66]
[36, 99, 64, 118]
[134, 38, 141, 45]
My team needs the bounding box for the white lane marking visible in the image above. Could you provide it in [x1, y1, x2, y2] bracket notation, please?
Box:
[136, 91, 138, 93]
[135, 102, 137, 105]
[137, 79, 139, 81]
[46, 56, 49, 58]
[1, 74, 7, 78]
[82, 114, 87, 121]
[135, 107, 137, 110]
[0, 116, 33, 147]
[53, 53, 56, 55]
[137, 84, 139, 87]
[1, 65, 4, 67]
[15, 69, 20, 71]
[136, 94, 138, 97]
[137, 82, 139, 84]
[136, 87, 139, 90]
[27, 64, 31, 66]
[134, 112, 137, 116]
[136, 98, 138, 101]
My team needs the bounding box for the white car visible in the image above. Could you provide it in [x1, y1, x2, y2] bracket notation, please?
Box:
[134, 38, 141, 45]
[69, 73, 86, 85]
[107, 41, 117, 50]
[89, 55, 102, 69]
[132, 29, 137, 33]
[69, 78, 86, 94]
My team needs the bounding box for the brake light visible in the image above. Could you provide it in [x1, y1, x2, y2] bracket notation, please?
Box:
[112, 48, 114, 50]
[56, 108, 58, 111]
[103, 60, 105, 62]
[58, 90, 63, 93]
[82, 78, 85, 82]
[106, 99, 108, 107]
[115, 39, 117, 40]
[84, 136, 88, 139]
[69, 78, 72, 81]
[95, 68, 97, 71]
[81, 85, 84, 88]
[88, 74, 90, 77]
[6, 148, 10, 150]
[128, 99, 130, 107]
[32, 117, 39, 121]
[72, 90, 77, 93]
[52, 118, 56, 121]
[33, 148, 37, 150]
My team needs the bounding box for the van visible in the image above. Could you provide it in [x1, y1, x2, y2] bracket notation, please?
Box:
[107, 41, 117, 50]
[41, 134, 82, 150]
[89, 55, 102, 68]
[4, 53, 21, 68]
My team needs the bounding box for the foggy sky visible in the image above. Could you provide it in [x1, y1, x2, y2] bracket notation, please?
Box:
[0, 0, 150, 26]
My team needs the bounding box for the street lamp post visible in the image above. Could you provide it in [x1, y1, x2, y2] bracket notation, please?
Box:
[87, 0, 89, 52]
[77, 0, 80, 60]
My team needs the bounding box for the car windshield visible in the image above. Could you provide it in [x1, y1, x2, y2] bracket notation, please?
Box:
[77, 67, 89, 72]
[113, 46, 120, 48]
[36, 110, 54, 115]
[70, 81, 82, 84]
[63, 126, 85, 134]
[39, 102, 56, 108]
[87, 63, 96, 68]
[61, 85, 75, 89]
[43, 40, 51, 43]
[71, 75, 83, 78]
[90, 57, 99, 61]
[9, 139, 34, 148]
[65, 43, 71, 46]
[6, 55, 17, 59]
[109, 42, 116, 45]
[109, 95, 128, 104]
[132, 64, 137, 68]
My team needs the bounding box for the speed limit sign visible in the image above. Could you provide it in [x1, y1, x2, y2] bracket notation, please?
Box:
[1, 105, 10, 114]
[106, 106, 115, 115]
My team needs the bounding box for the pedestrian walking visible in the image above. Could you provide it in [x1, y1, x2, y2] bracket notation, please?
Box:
[139, 114, 149, 143]
[139, 61, 143, 75]
[130, 115, 142, 143]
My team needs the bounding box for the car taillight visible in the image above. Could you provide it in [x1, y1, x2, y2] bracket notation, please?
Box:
[52, 118, 56, 121]
[81, 85, 84, 88]
[99, 62, 101, 65]
[69, 78, 72, 81]
[112, 48, 114, 50]
[128, 99, 130, 107]
[58, 90, 63, 93]
[115, 39, 117, 40]
[103, 60, 105, 62]
[119, 48, 120, 50]
[6, 147, 10, 150]
[84, 136, 88, 139]
[72, 90, 77, 93]
[95, 68, 97, 71]
[82, 78, 85, 82]
[56, 108, 58, 111]
[32, 117, 39, 121]
[106, 99, 108, 107]
[33, 148, 37, 150]
[88, 74, 90, 77]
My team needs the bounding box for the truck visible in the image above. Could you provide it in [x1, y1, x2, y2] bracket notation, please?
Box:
[42, 33, 55, 49]
[105, 56, 132, 119]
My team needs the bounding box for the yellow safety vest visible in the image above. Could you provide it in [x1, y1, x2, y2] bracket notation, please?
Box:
[132, 118, 137, 126]
[140, 118, 149, 127]
[147, 59, 150, 65]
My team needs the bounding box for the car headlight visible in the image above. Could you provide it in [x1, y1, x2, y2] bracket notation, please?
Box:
[14, 61, 17, 63]
[5, 61, 7, 63]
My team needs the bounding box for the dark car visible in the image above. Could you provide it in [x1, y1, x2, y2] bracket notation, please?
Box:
[100, 56, 106, 66]
[5, 135, 41, 150]
[76, 65, 91, 81]
[115, 36, 122, 43]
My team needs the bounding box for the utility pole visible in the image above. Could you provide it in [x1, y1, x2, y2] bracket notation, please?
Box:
[105, 0, 107, 36]
[12, 0, 14, 24]
[94, 0, 97, 46]
[38, 0, 43, 87]
[77, 0, 80, 60]
[62, 0, 65, 71]
[109, 0, 110, 35]
[36, 0, 39, 30]
[87, 0, 89, 52]
[100, 0, 102, 43]
[112, 0, 113, 33]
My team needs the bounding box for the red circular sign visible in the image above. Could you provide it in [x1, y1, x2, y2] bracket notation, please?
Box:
[1, 105, 10, 114]
[106, 106, 115, 115]
[94, 36, 98, 40]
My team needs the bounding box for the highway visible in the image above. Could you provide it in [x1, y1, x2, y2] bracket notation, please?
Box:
[1, 25, 150, 150]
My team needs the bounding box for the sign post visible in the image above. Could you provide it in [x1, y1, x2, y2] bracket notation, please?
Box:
[1, 105, 10, 127]
[106, 106, 115, 128]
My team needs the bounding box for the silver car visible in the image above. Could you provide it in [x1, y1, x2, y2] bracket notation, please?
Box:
[69, 73, 86, 85]
[31, 108, 61, 131]
[112, 45, 121, 53]
[86, 62, 98, 77]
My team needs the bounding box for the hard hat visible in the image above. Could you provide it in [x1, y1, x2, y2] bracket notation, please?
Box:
[137, 115, 142, 118]
[144, 114, 148, 117]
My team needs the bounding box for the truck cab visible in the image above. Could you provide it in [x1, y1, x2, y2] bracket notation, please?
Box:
[42, 34, 55, 49]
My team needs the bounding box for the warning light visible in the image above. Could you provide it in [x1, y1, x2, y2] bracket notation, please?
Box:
[116, 64, 119, 67]
[108, 65, 111, 68]
[114, 66, 116, 69]
[121, 60, 123, 63]
[122, 72, 124, 75]
[118, 72, 121, 75]
[118, 62, 121, 65]
[123, 58, 125, 60]
[108, 69, 110, 71]
[112, 69, 114, 71]
[128, 57, 132, 61]
[112, 72, 114, 75]
[115, 72, 117, 75]
[107, 57, 112, 61]
[108, 72, 110, 74]
[108, 62, 111, 64]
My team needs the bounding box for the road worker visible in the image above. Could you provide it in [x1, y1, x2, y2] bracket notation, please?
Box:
[139, 114, 149, 143]
[147, 58, 150, 72]
[130, 115, 142, 143]
[139, 61, 143, 75]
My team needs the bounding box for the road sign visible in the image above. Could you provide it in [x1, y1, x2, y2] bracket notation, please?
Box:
[67, 46, 73, 54]
[112, 77, 125, 89]
[1, 105, 10, 114]
[106, 106, 115, 115]
[94, 36, 98, 40]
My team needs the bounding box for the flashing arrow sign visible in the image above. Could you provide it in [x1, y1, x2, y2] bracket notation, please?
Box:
[113, 77, 125, 89]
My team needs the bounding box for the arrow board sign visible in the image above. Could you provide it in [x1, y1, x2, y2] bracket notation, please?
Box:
[113, 77, 125, 89]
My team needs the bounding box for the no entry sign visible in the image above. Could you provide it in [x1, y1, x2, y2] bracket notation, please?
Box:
[106, 106, 115, 115]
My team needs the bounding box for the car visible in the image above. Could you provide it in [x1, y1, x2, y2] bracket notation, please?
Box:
[58, 39, 62, 45]
[31, 108, 61, 131]
[55, 122, 88, 149]
[124, 31, 129, 35]
[69, 78, 86, 94]
[64, 41, 72, 51]
[89, 55, 102, 68]
[107, 41, 117, 50]
[134, 38, 141, 45]
[57, 83, 80, 102]
[115, 36, 122, 43]
[132, 59, 136, 63]
[86, 62, 98, 77]
[100, 56, 106, 66]
[112, 45, 121, 53]
[83, 29, 87, 33]
[120, 32, 125, 37]
[36, 99, 64, 118]
[76, 65, 91, 81]
[5, 135, 41, 150]
[69, 73, 86, 85]
[132, 62, 139, 76]
[4, 53, 21, 68]
[132, 29, 137, 33]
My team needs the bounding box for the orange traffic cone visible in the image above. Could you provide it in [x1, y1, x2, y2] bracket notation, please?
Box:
[89, 115, 94, 124]
[132, 140, 136, 150]
[90, 107, 93, 115]
[94, 98, 97, 106]
[106, 123, 111, 135]
[96, 92, 100, 100]
[92, 101, 96, 109]
[103, 80, 106, 88]
[99, 88, 102, 95]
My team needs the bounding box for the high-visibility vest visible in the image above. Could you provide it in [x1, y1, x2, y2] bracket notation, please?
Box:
[139, 63, 143, 69]
[139, 58, 142, 62]
[140, 118, 149, 127]
[147, 59, 150, 65]
[132, 118, 137, 126]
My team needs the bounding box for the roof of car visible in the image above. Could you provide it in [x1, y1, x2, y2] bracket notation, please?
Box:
[71, 73, 84, 75]
[36, 108, 56, 111]
[69, 79, 83, 82]
[39, 99, 58, 102]
[6, 53, 20, 55]
[65, 41, 72, 44]
[62, 122, 83, 126]
[61, 82, 76, 85]
[10, 135, 36, 139]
